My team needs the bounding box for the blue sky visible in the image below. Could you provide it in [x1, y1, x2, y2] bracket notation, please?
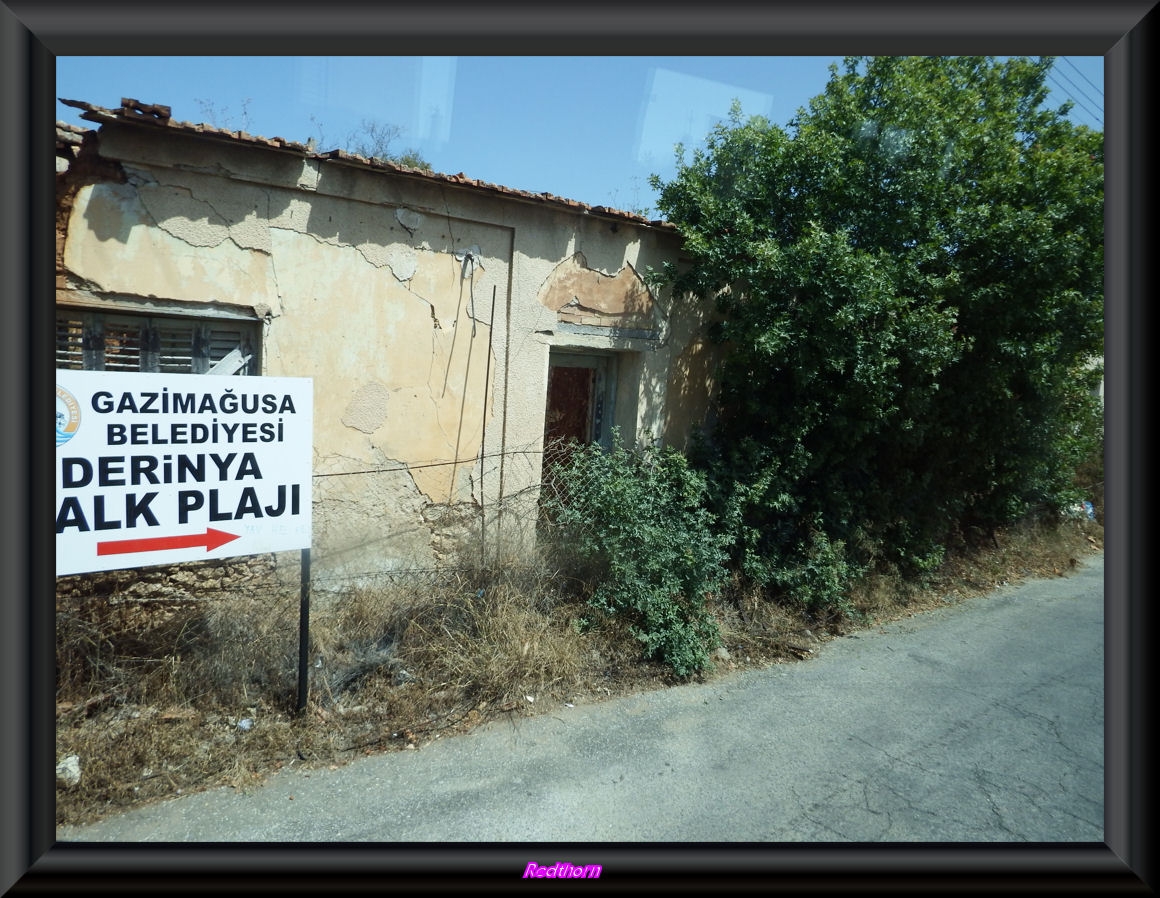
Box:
[55, 56, 1104, 216]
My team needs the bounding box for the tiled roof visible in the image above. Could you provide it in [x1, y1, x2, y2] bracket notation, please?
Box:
[59, 98, 672, 230]
[56, 120, 87, 143]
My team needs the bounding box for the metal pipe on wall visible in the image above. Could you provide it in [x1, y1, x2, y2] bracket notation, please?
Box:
[481, 285, 496, 567]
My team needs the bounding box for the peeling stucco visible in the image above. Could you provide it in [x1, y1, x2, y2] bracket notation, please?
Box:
[385, 245, 418, 282]
[539, 252, 658, 330]
[296, 159, 321, 192]
[341, 382, 392, 434]
[139, 183, 231, 248]
[396, 207, 423, 233]
[132, 166, 274, 254]
[64, 181, 277, 306]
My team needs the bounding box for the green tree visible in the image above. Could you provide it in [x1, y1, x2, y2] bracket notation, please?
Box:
[649, 56, 1103, 588]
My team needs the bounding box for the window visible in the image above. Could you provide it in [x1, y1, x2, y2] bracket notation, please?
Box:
[55, 310, 259, 375]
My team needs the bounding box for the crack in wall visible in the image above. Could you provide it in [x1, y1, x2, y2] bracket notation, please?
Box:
[82, 142, 502, 515]
[313, 451, 432, 562]
[123, 169, 277, 263]
[267, 239, 283, 313]
[267, 219, 430, 287]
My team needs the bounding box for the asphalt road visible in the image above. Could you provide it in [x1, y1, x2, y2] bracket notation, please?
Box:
[56, 553, 1103, 843]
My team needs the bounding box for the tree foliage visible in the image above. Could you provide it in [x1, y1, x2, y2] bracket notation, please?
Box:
[649, 56, 1103, 585]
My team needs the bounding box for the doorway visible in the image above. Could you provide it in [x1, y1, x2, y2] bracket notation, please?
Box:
[542, 351, 615, 488]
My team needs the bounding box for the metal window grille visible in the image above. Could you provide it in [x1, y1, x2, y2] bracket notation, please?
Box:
[55, 311, 258, 375]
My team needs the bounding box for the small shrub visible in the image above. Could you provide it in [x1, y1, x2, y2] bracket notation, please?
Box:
[767, 519, 861, 616]
[541, 432, 728, 677]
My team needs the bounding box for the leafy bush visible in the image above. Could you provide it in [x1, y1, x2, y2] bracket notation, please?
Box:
[767, 519, 862, 616]
[541, 433, 728, 676]
[651, 57, 1104, 581]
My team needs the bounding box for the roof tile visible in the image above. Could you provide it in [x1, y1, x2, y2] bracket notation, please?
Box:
[57, 98, 672, 230]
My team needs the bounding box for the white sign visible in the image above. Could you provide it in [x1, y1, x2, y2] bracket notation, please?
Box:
[56, 370, 313, 576]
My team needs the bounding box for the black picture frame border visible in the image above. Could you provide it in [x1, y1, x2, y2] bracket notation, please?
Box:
[2, 1, 1152, 893]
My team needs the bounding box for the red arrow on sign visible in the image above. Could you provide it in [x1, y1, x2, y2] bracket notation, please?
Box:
[96, 528, 241, 557]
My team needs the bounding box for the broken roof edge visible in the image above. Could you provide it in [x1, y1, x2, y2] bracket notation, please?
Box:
[58, 98, 675, 231]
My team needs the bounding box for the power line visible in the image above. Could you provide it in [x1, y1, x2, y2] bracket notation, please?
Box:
[1048, 72, 1102, 125]
[1046, 70, 1103, 127]
[1050, 65, 1104, 122]
[1060, 56, 1103, 100]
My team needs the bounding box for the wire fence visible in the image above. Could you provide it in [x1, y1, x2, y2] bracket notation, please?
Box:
[55, 439, 609, 711]
[55, 439, 585, 590]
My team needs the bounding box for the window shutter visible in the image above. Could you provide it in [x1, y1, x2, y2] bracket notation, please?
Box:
[100, 318, 143, 372]
[206, 324, 254, 374]
[56, 310, 259, 375]
[55, 314, 86, 370]
[156, 319, 196, 372]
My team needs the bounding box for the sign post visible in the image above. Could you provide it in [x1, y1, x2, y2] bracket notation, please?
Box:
[298, 547, 311, 714]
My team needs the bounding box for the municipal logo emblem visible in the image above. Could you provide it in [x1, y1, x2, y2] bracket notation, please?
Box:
[56, 384, 81, 447]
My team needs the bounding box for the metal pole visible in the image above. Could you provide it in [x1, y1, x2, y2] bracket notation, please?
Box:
[296, 547, 311, 714]
[481, 286, 497, 568]
[497, 282, 512, 550]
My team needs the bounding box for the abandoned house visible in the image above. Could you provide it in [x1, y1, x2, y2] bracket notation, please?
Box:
[55, 99, 719, 587]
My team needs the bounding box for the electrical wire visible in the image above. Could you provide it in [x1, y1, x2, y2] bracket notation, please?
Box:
[1046, 70, 1103, 128]
[1060, 56, 1103, 100]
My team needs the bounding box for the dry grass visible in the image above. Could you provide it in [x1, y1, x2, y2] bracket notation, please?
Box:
[309, 563, 587, 722]
[56, 514, 1104, 828]
[56, 554, 620, 826]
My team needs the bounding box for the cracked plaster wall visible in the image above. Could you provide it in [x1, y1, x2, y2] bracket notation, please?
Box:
[538, 252, 659, 330]
[508, 213, 705, 452]
[58, 125, 714, 579]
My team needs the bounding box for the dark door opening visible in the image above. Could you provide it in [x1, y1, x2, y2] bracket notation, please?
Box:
[541, 352, 613, 496]
[546, 365, 596, 447]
